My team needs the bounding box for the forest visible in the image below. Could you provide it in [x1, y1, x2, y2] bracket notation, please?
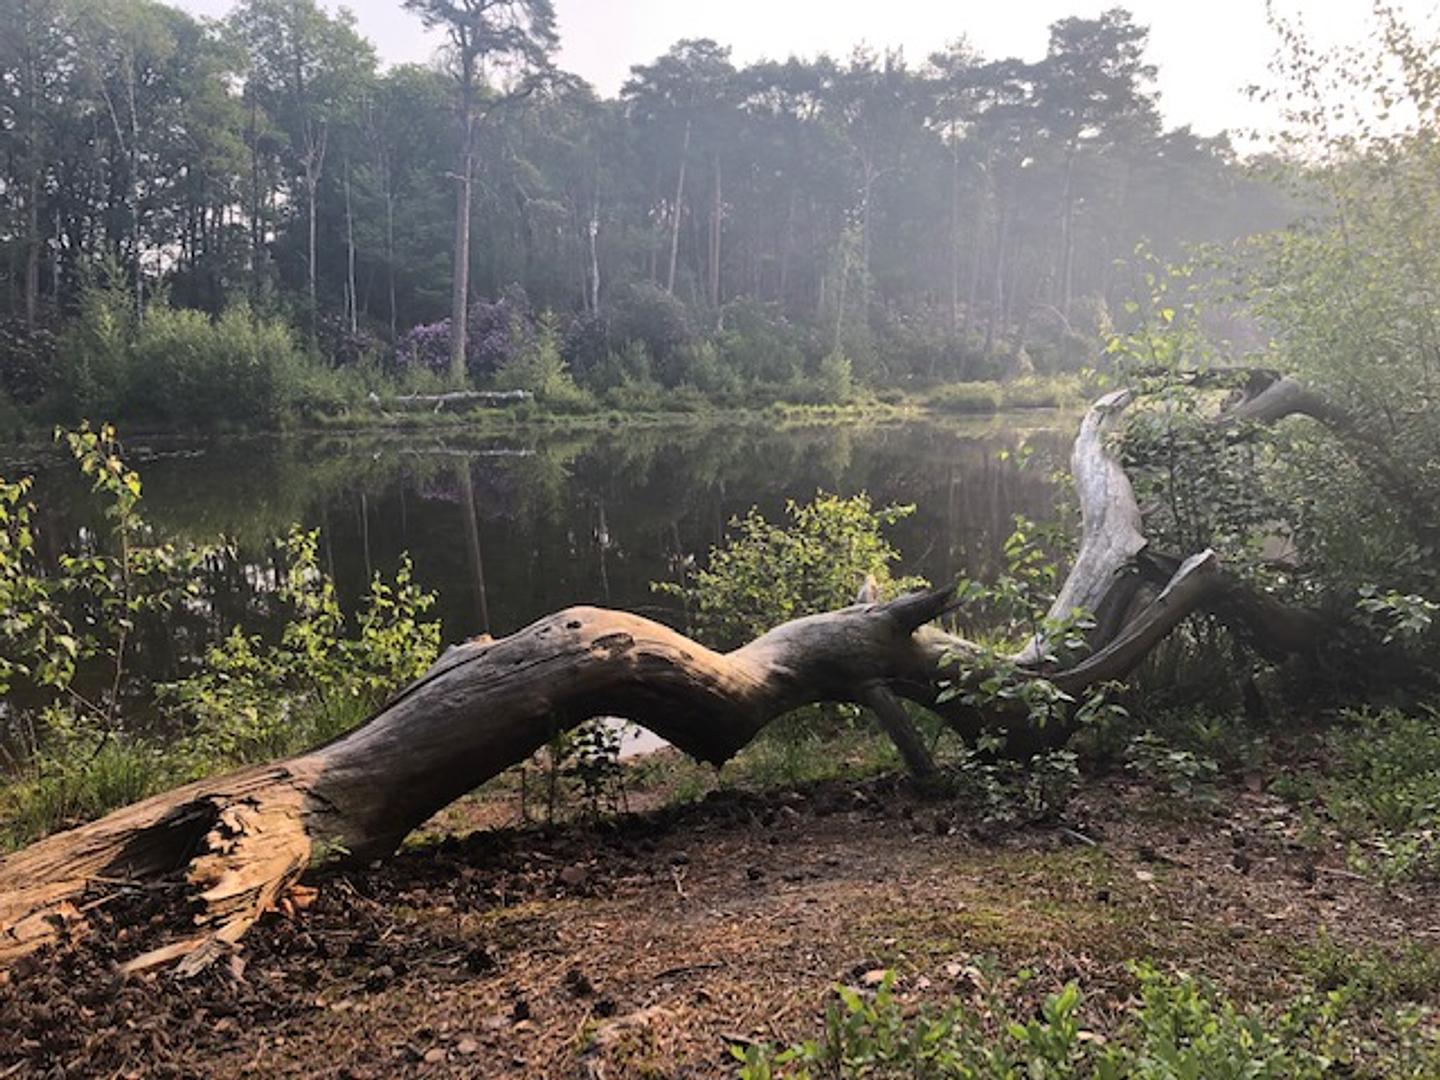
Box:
[3, 0, 1440, 1077]
[0, 0, 1292, 427]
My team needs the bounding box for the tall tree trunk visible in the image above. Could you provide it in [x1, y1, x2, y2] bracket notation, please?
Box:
[708, 152, 722, 311]
[1058, 148, 1077, 317]
[121, 58, 142, 322]
[344, 159, 357, 335]
[964, 179, 987, 348]
[778, 185, 797, 306]
[587, 199, 601, 314]
[986, 189, 1009, 354]
[833, 243, 851, 354]
[949, 137, 961, 336]
[859, 160, 875, 317]
[665, 118, 691, 295]
[305, 166, 318, 323]
[449, 135, 474, 384]
[385, 175, 397, 341]
[248, 90, 263, 304]
[19, 6, 41, 330]
[24, 172, 40, 330]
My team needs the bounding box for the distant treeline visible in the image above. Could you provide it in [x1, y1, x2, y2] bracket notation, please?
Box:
[0, 0, 1294, 419]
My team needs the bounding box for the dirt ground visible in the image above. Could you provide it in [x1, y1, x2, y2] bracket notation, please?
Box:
[3, 762, 1438, 1079]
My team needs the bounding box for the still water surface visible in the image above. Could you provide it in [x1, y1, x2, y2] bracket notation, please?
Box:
[14, 415, 1071, 651]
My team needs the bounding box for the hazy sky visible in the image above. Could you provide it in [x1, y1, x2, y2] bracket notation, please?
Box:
[172, 0, 1440, 139]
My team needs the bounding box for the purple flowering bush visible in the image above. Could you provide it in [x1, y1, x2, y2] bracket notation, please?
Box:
[393, 286, 536, 380]
[394, 319, 452, 375]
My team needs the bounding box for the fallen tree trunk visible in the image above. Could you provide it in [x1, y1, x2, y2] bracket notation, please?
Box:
[0, 377, 1348, 974]
[2, 591, 964, 973]
[367, 389, 533, 413]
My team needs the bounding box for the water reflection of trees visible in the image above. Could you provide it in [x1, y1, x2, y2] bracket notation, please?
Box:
[28, 419, 1069, 644]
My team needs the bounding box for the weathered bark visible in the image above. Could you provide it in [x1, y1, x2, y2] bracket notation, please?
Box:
[1015, 388, 1144, 666]
[857, 575, 938, 780]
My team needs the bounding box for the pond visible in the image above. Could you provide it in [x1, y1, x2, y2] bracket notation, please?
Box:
[11, 413, 1073, 647]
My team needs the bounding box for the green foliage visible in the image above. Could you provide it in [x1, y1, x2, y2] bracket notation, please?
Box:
[658, 340, 742, 399]
[1001, 377, 1082, 409]
[555, 721, 627, 818]
[0, 422, 212, 845]
[656, 492, 924, 649]
[609, 283, 694, 368]
[0, 731, 171, 852]
[725, 721, 902, 790]
[1119, 392, 1285, 584]
[1125, 731, 1220, 809]
[1229, 10, 1440, 614]
[718, 300, 810, 386]
[812, 351, 855, 405]
[495, 313, 595, 412]
[56, 276, 351, 428]
[737, 964, 1440, 1079]
[1, 422, 205, 721]
[925, 382, 1004, 414]
[123, 303, 306, 426]
[1300, 931, 1440, 1015]
[938, 516, 1100, 738]
[0, 426, 441, 847]
[1311, 708, 1440, 882]
[734, 969, 1088, 1080]
[1355, 587, 1438, 646]
[166, 527, 440, 768]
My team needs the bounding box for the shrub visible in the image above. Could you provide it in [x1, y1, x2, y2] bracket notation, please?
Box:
[601, 374, 669, 412]
[394, 286, 535, 381]
[393, 318, 452, 375]
[167, 527, 441, 769]
[124, 303, 303, 426]
[494, 313, 594, 411]
[657, 339, 741, 398]
[718, 299, 809, 385]
[812, 350, 854, 404]
[1316, 708, 1440, 882]
[562, 310, 613, 379]
[1125, 731, 1220, 808]
[1001, 376, 1078, 409]
[314, 312, 383, 369]
[466, 286, 536, 379]
[655, 492, 925, 649]
[582, 338, 655, 395]
[57, 267, 134, 414]
[53, 275, 328, 428]
[610, 282, 693, 367]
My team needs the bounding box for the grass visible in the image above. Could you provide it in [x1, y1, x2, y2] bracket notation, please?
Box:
[0, 692, 382, 853]
[923, 375, 1087, 414]
[0, 737, 174, 850]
